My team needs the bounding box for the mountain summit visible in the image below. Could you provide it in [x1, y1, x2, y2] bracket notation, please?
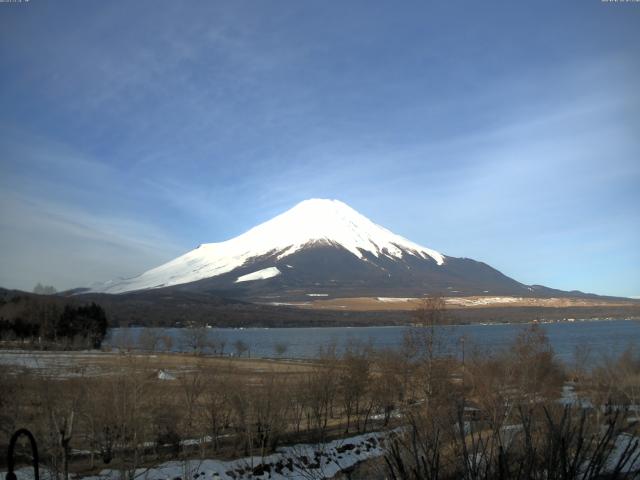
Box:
[92, 199, 445, 294]
[90, 199, 561, 299]
[228, 198, 445, 264]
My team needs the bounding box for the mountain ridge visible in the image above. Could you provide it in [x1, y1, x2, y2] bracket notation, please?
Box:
[89, 198, 446, 294]
[85, 199, 623, 302]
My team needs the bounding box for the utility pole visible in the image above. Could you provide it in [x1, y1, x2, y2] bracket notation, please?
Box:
[460, 335, 466, 395]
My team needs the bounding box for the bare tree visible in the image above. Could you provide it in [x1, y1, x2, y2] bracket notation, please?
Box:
[105, 355, 154, 479]
[509, 323, 564, 404]
[371, 349, 404, 426]
[209, 331, 227, 356]
[202, 370, 232, 453]
[274, 341, 289, 358]
[252, 373, 290, 458]
[405, 294, 450, 405]
[139, 329, 162, 352]
[339, 341, 372, 433]
[161, 334, 174, 352]
[179, 363, 205, 435]
[304, 350, 338, 441]
[234, 339, 249, 357]
[181, 328, 210, 355]
[38, 373, 87, 480]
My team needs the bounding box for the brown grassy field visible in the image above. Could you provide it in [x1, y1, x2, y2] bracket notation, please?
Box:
[266, 295, 640, 312]
[0, 349, 316, 379]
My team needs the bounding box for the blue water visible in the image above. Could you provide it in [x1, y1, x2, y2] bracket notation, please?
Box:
[105, 319, 640, 364]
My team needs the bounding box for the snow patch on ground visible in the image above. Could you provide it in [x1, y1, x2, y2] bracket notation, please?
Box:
[606, 433, 640, 473]
[0, 351, 112, 377]
[376, 297, 414, 303]
[1, 432, 388, 480]
[265, 302, 311, 306]
[446, 296, 522, 306]
[235, 267, 281, 283]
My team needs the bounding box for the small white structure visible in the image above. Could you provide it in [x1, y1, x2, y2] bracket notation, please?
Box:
[157, 369, 176, 381]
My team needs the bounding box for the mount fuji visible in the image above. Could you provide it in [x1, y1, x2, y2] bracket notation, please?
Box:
[86, 199, 579, 301]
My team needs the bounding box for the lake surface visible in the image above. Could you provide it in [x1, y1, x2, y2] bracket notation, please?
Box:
[105, 319, 640, 364]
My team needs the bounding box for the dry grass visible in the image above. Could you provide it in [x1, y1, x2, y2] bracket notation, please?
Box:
[0, 349, 317, 380]
[268, 295, 639, 312]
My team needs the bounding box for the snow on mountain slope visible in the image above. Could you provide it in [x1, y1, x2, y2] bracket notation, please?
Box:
[235, 267, 281, 283]
[90, 199, 445, 294]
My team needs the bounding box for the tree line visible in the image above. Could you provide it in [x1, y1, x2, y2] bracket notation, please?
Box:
[0, 294, 108, 349]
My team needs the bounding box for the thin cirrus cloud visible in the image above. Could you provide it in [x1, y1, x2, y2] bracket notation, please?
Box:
[0, 133, 184, 291]
[0, 193, 182, 291]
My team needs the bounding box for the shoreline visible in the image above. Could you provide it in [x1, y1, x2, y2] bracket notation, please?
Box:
[1, 318, 638, 362]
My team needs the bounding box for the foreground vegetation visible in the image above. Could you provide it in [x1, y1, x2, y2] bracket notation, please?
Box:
[0, 298, 638, 479]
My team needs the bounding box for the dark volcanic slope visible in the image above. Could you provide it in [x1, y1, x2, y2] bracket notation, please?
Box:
[159, 244, 605, 301]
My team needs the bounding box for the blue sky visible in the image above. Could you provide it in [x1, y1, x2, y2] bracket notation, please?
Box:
[1, 1, 639, 297]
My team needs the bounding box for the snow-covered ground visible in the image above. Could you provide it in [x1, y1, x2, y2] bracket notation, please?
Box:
[0, 350, 115, 377]
[265, 302, 311, 306]
[0, 350, 177, 378]
[607, 433, 640, 473]
[446, 296, 522, 306]
[2, 426, 636, 480]
[1, 432, 387, 480]
[376, 297, 413, 303]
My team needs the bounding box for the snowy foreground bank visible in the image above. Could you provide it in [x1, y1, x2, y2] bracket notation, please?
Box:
[1, 432, 387, 480]
[2, 427, 639, 480]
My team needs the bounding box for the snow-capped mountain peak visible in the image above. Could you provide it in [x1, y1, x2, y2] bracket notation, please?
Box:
[228, 198, 444, 263]
[90, 199, 444, 294]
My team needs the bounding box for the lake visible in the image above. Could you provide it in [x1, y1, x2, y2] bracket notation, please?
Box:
[105, 319, 640, 364]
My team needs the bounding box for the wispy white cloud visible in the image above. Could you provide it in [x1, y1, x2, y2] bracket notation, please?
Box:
[0, 192, 182, 291]
[0, 131, 185, 291]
